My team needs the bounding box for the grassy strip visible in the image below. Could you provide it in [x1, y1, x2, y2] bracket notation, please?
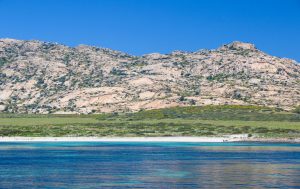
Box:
[0, 117, 98, 126]
[0, 120, 299, 138]
[0, 105, 299, 138]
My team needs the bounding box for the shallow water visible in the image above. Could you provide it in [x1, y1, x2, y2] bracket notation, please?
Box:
[0, 142, 299, 188]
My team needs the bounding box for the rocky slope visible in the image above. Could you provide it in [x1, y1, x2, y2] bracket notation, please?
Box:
[0, 38, 299, 114]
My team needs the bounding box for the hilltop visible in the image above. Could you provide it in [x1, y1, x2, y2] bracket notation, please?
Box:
[0, 39, 299, 114]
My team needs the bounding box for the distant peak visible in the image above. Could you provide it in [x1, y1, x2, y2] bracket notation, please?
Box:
[142, 53, 168, 59]
[0, 38, 21, 43]
[219, 41, 256, 51]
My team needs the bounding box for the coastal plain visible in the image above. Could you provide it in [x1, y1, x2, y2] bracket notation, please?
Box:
[0, 106, 299, 140]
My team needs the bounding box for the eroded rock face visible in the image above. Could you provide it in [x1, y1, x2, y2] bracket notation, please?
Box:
[218, 41, 256, 51]
[0, 39, 299, 113]
[228, 41, 256, 50]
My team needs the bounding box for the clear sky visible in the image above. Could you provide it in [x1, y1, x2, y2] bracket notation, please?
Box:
[0, 0, 299, 61]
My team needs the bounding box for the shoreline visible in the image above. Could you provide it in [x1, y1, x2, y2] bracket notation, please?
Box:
[0, 136, 299, 143]
[0, 137, 229, 142]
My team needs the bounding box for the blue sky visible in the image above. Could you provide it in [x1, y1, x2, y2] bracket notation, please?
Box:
[0, 0, 299, 61]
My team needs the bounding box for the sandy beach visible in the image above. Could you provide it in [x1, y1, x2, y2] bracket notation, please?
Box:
[1, 135, 298, 142]
[0, 136, 231, 142]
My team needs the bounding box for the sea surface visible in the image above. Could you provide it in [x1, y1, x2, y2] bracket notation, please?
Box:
[0, 142, 299, 189]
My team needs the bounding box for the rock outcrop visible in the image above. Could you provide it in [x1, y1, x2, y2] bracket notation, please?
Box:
[0, 39, 299, 113]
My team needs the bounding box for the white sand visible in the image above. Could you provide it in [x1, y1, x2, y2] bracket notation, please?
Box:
[0, 136, 244, 142]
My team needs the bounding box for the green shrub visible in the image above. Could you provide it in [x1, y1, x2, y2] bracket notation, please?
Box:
[293, 106, 300, 114]
[0, 57, 8, 67]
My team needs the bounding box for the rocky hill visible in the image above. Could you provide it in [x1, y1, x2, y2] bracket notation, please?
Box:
[0, 38, 299, 114]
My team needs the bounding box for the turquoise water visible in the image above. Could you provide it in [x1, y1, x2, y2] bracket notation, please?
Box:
[0, 142, 299, 188]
